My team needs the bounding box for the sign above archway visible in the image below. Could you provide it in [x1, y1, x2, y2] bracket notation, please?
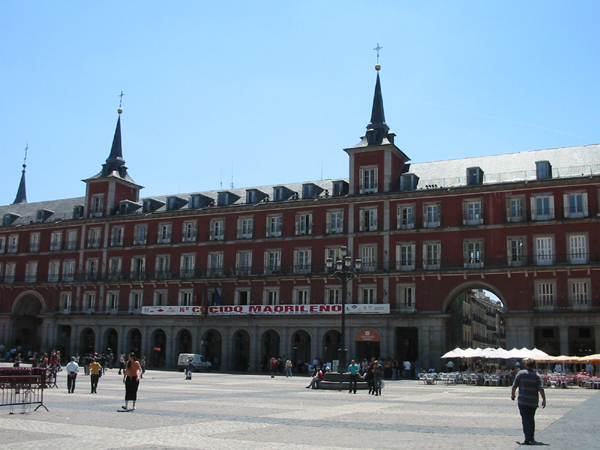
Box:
[356, 329, 380, 342]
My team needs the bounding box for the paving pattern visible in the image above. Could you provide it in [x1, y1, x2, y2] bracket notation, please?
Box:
[1, 366, 598, 449]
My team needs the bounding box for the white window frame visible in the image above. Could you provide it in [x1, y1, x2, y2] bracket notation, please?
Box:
[25, 261, 38, 282]
[5, 262, 16, 283]
[210, 218, 225, 241]
[0, 235, 5, 254]
[359, 166, 378, 194]
[360, 245, 377, 272]
[397, 284, 415, 312]
[108, 257, 122, 280]
[463, 239, 484, 268]
[133, 225, 148, 246]
[567, 233, 588, 264]
[130, 291, 143, 311]
[507, 237, 526, 267]
[534, 235, 554, 266]
[154, 290, 167, 307]
[397, 204, 415, 230]
[507, 196, 525, 223]
[236, 251, 252, 276]
[423, 203, 440, 228]
[293, 248, 312, 274]
[396, 242, 416, 271]
[360, 207, 378, 232]
[294, 287, 310, 305]
[131, 256, 146, 280]
[84, 291, 96, 311]
[87, 228, 101, 248]
[208, 252, 224, 276]
[564, 191, 588, 219]
[568, 279, 590, 310]
[60, 292, 72, 313]
[48, 260, 61, 282]
[179, 290, 194, 307]
[158, 223, 172, 244]
[326, 210, 343, 234]
[85, 258, 99, 280]
[264, 250, 281, 274]
[29, 232, 41, 252]
[66, 229, 78, 250]
[107, 291, 119, 312]
[235, 288, 251, 306]
[423, 242, 441, 270]
[62, 260, 76, 282]
[155, 255, 171, 278]
[531, 194, 555, 221]
[266, 215, 282, 238]
[463, 199, 483, 225]
[182, 221, 197, 243]
[111, 227, 124, 247]
[295, 212, 313, 236]
[325, 287, 342, 305]
[263, 288, 280, 306]
[180, 253, 196, 278]
[91, 194, 104, 217]
[359, 286, 376, 304]
[238, 216, 254, 239]
[8, 235, 18, 253]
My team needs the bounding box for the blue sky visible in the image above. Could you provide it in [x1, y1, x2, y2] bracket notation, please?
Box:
[2, 1, 599, 206]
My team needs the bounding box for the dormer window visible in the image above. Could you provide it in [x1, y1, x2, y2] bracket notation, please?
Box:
[189, 194, 213, 209]
[72, 205, 84, 220]
[217, 191, 240, 207]
[166, 196, 187, 211]
[36, 209, 54, 223]
[332, 180, 348, 197]
[400, 173, 419, 191]
[302, 183, 323, 200]
[142, 198, 165, 214]
[91, 194, 104, 217]
[536, 161, 552, 180]
[246, 189, 267, 204]
[359, 167, 378, 194]
[273, 186, 293, 202]
[467, 167, 484, 186]
[3, 213, 20, 227]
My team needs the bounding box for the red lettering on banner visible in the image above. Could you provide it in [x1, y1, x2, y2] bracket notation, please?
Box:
[263, 306, 273, 313]
[234, 306, 242, 312]
[321, 305, 331, 312]
[284, 305, 294, 312]
[249, 306, 261, 313]
[332, 305, 342, 312]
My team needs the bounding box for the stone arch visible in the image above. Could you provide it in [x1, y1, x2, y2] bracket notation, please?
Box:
[290, 329, 312, 373]
[202, 329, 222, 369]
[126, 328, 142, 358]
[231, 328, 251, 371]
[11, 291, 46, 353]
[176, 328, 193, 354]
[12, 290, 46, 315]
[442, 281, 507, 313]
[79, 327, 96, 355]
[322, 329, 342, 364]
[150, 328, 167, 368]
[260, 329, 281, 371]
[102, 327, 119, 358]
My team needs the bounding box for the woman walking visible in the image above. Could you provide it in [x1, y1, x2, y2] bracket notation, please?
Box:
[122, 353, 141, 411]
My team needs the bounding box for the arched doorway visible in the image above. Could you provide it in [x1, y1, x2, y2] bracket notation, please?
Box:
[202, 329, 222, 369]
[232, 329, 250, 371]
[261, 329, 280, 371]
[56, 325, 72, 362]
[291, 330, 311, 373]
[79, 327, 96, 355]
[323, 330, 341, 364]
[151, 329, 167, 367]
[103, 328, 119, 358]
[11, 293, 45, 354]
[177, 329, 193, 354]
[128, 328, 142, 358]
[443, 284, 506, 353]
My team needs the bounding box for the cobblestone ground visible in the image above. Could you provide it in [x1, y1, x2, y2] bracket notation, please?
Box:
[1, 366, 598, 449]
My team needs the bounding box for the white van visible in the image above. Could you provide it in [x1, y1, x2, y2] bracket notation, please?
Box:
[177, 353, 212, 372]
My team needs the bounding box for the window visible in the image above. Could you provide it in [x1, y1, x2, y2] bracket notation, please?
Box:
[463, 200, 483, 225]
[400, 173, 419, 191]
[25, 261, 38, 282]
[60, 292, 72, 312]
[266, 215, 282, 237]
[210, 219, 225, 241]
[568, 234, 587, 264]
[396, 243, 415, 271]
[48, 231, 62, 251]
[359, 167, 378, 194]
[360, 286, 376, 304]
[180, 254, 196, 278]
[467, 167, 484, 185]
[5, 263, 16, 283]
[62, 260, 76, 282]
[302, 184, 315, 199]
[91, 195, 104, 217]
[208, 252, 223, 276]
[155, 255, 170, 278]
[398, 284, 415, 312]
[507, 237, 526, 267]
[235, 289, 251, 305]
[29, 233, 41, 252]
[264, 288, 279, 305]
[564, 192, 588, 219]
[464, 239, 484, 268]
[87, 228, 101, 248]
[158, 223, 172, 244]
[295, 212, 313, 236]
[294, 288, 310, 305]
[133, 225, 147, 246]
[130, 291, 143, 311]
[332, 180, 348, 197]
[360, 245, 377, 272]
[107, 292, 119, 311]
[423, 242, 441, 270]
[423, 203, 440, 228]
[179, 290, 193, 307]
[84, 292, 96, 311]
[110, 227, 124, 247]
[236, 251, 252, 276]
[108, 257, 122, 280]
[531, 195, 554, 221]
[534, 236, 554, 266]
[72, 205, 84, 219]
[48, 261, 61, 282]
[569, 280, 590, 310]
[536, 161, 552, 180]
[131, 256, 146, 280]
[359, 207, 377, 232]
[66, 230, 78, 250]
[85, 259, 99, 281]
[325, 247, 342, 267]
[294, 248, 312, 274]
[507, 197, 525, 222]
[265, 250, 281, 274]
[154, 290, 167, 306]
[325, 287, 341, 305]
[0, 236, 5, 254]
[326, 210, 343, 234]
[182, 221, 197, 243]
[7, 235, 19, 253]
[238, 217, 253, 239]
[397, 204, 415, 229]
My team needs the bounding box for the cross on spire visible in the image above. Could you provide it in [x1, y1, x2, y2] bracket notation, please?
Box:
[119, 91, 125, 109]
[373, 43, 383, 64]
[23, 143, 28, 169]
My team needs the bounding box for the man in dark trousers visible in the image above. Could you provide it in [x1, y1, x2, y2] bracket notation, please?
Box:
[348, 359, 360, 394]
[511, 359, 546, 445]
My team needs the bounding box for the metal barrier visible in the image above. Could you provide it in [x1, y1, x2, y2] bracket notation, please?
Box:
[0, 368, 49, 414]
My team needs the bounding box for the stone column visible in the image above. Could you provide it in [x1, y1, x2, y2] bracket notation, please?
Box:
[220, 327, 231, 371]
[595, 326, 600, 354]
[559, 326, 569, 355]
[248, 326, 260, 372]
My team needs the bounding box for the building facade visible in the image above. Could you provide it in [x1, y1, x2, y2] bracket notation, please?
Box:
[1, 68, 599, 370]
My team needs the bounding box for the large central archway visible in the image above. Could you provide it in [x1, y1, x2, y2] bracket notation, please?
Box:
[11, 292, 45, 354]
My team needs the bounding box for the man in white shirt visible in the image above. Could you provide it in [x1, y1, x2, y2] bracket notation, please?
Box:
[404, 360, 412, 379]
[66, 356, 79, 393]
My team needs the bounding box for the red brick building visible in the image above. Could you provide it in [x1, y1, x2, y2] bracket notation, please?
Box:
[1, 67, 599, 370]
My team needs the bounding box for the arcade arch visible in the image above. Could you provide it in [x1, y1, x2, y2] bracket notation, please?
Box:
[11, 292, 45, 354]
[290, 330, 311, 373]
[202, 329, 222, 369]
[260, 329, 280, 371]
[232, 329, 250, 371]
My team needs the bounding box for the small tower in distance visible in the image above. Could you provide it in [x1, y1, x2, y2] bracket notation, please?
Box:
[12, 145, 28, 205]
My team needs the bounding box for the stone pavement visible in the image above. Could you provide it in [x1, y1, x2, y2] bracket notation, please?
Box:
[0, 365, 598, 450]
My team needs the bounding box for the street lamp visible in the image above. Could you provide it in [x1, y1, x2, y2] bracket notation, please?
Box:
[326, 245, 361, 373]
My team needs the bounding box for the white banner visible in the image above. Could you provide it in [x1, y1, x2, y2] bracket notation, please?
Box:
[207, 303, 390, 316]
[141, 306, 202, 315]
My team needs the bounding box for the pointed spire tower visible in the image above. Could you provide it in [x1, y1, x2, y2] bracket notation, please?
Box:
[83, 98, 143, 217]
[12, 145, 28, 204]
[344, 59, 410, 195]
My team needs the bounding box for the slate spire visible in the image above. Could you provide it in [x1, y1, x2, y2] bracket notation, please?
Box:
[365, 67, 390, 146]
[12, 145, 28, 204]
[101, 111, 128, 178]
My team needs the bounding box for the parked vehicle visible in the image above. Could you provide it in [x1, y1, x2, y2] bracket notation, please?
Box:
[177, 353, 212, 372]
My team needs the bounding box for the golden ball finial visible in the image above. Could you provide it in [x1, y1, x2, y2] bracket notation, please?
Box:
[375, 64, 381, 71]
[118, 108, 123, 114]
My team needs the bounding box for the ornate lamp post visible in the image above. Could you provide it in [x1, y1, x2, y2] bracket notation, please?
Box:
[326, 246, 361, 373]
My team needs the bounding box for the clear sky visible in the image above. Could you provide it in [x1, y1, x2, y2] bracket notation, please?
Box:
[1, 1, 599, 206]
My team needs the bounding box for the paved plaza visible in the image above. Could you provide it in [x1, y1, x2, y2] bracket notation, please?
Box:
[1, 365, 599, 449]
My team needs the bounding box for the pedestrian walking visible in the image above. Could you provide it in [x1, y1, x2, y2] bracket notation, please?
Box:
[122, 352, 142, 411]
[348, 359, 360, 394]
[118, 354, 126, 375]
[89, 357, 102, 393]
[185, 356, 194, 380]
[66, 356, 79, 393]
[285, 358, 293, 377]
[511, 359, 546, 445]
